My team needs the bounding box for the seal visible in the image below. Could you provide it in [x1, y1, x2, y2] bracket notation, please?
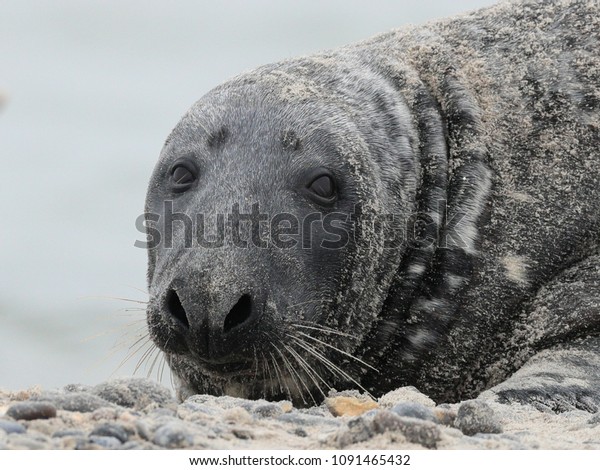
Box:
[143, 0, 600, 411]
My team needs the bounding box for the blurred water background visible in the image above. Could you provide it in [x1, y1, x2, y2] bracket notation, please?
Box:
[0, 0, 497, 391]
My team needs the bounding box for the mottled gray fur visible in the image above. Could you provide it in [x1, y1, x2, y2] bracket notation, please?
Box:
[145, 0, 600, 411]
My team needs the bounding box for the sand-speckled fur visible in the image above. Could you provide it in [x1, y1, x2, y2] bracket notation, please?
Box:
[145, 0, 600, 410]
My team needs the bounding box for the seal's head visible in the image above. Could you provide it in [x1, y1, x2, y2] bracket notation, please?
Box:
[144, 57, 420, 403]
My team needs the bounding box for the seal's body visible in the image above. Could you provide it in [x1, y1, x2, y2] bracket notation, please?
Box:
[145, 0, 600, 411]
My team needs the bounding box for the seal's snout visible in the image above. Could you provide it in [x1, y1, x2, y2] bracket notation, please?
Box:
[162, 285, 260, 363]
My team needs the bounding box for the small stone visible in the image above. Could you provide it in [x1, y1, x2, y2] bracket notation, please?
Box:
[222, 407, 253, 424]
[63, 383, 90, 393]
[52, 429, 85, 438]
[293, 428, 307, 437]
[391, 402, 437, 422]
[91, 407, 120, 421]
[335, 416, 374, 447]
[279, 401, 294, 413]
[135, 421, 153, 441]
[152, 423, 194, 449]
[253, 403, 284, 418]
[378, 386, 436, 408]
[588, 412, 600, 425]
[32, 392, 112, 413]
[372, 410, 441, 449]
[90, 423, 130, 443]
[455, 400, 503, 436]
[6, 401, 57, 421]
[177, 402, 216, 421]
[6, 435, 49, 450]
[277, 412, 340, 427]
[89, 435, 122, 449]
[0, 420, 26, 434]
[326, 396, 379, 417]
[232, 428, 254, 440]
[433, 406, 457, 426]
[92, 378, 174, 410]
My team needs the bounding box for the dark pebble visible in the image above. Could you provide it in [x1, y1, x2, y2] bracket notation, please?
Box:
[253, 403, 284, 418]
[52, 429, 85, 439]
[372, 410, 441, 449]
[0, 420, 26, 434]
[232, 428, 254, 440]
[391, 402, 437, 422]
[277, 412, 339, 427]
[293, 428, 307, 437]
[152, 423, 194, 448]
[89, 435, 122, 449]
[90, 423, 131, 443]
[455, 400, 503, 436]
[6, 401, 57, 421]
[336, 416, 374, 447]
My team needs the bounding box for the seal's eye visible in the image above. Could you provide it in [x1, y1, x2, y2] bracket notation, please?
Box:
[306, 173, 336, 204]
[170, 160, 198, 193]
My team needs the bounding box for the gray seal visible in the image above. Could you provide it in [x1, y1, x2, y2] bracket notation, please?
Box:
[143, 0, 600, 411]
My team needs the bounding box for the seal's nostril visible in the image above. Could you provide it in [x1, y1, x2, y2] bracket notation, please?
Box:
[166, 289, 189, 328]
[224, 294, 253, 333]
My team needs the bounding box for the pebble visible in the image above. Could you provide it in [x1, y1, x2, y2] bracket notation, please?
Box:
[52, 429, 85, 438]
[89, 435, 122, 449]
[90, 423, 131, 443]
[0, 379, 597, 450]
[0, 419, 26, 434]
[335, 416, 374, 447]
[31, 392, 111, 413]
[6, 434, 51, 450]
[433, 405, 457, 426]
[253, 403, 284, 418]
[372, 410, 441, 449]
[152, 423, 194, 448]
[455, 400, 503, 436]
[6, 401, 57, 421]
[92, 378, 174, 410]
[378, 386, 436, 408]
[391, 402, 438, 422]
[326, 396, 379, 417]
[277, 412, 340, 427]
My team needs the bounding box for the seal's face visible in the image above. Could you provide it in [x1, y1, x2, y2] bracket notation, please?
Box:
[145, 66, 418, 402]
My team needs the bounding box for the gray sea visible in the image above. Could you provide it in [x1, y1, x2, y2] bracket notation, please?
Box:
[0, 0, 496, 391]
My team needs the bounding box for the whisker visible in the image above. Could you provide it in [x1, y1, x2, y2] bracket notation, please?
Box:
[291, 336, 374, 399]
[284, 343, 326, 402]
[292, 323, 360, 340]
[273, 343, 305, 403]
[124, 285, 149, 296]
[261, 352, 275, 397]
[134, 341, 158, 375]
[295, 331, 378, 372]
[81, 295, 149, 305]
[147, 346, 163, 379]
[269, 349, 286, 396]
